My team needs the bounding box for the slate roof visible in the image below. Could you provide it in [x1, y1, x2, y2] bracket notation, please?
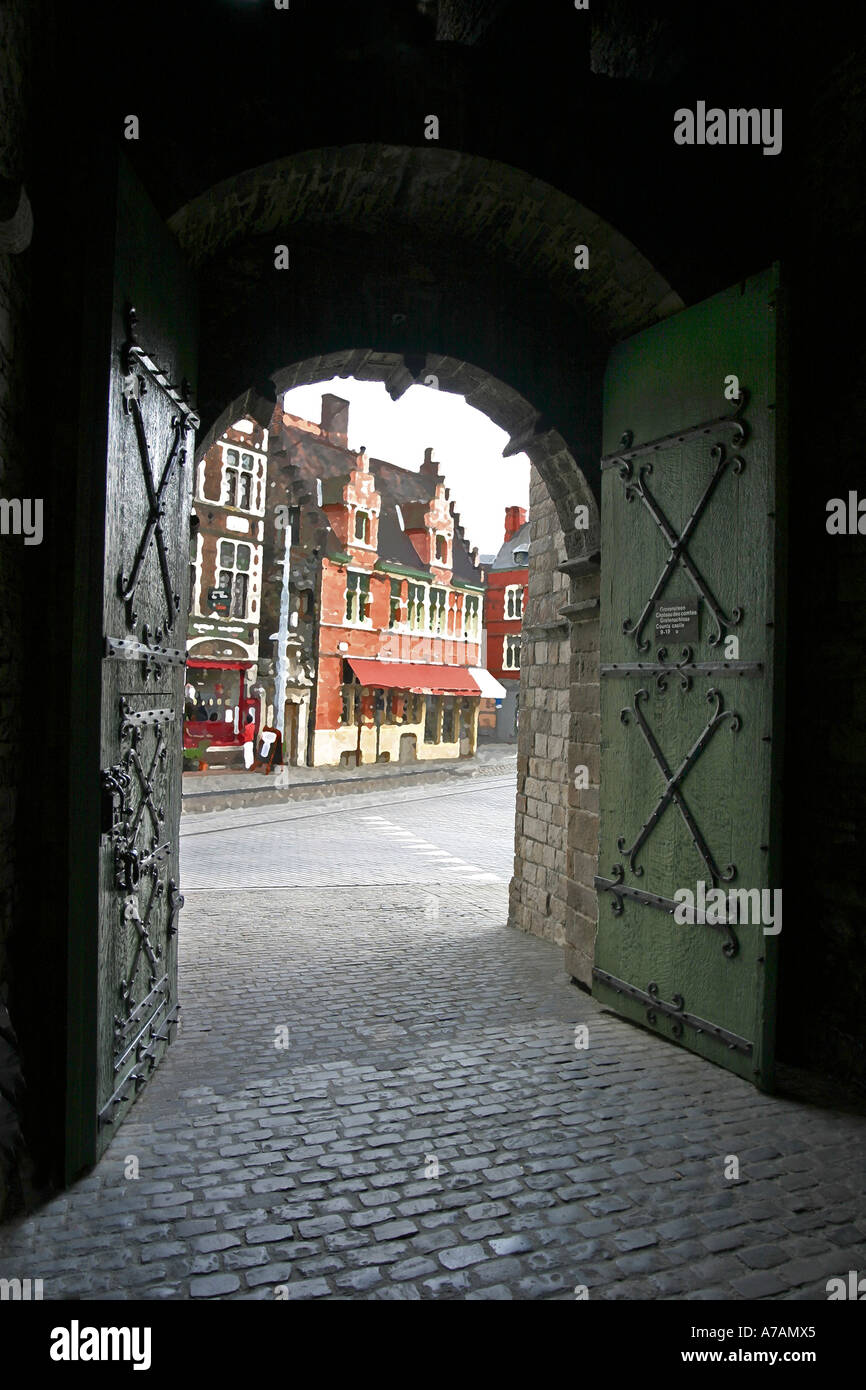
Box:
[276, 418, 484, 587]
[490, 520, 530, 571]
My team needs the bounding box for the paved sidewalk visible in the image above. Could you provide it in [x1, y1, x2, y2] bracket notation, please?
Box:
[182, 741, 517, 814]
[1, 783, 864, 1301]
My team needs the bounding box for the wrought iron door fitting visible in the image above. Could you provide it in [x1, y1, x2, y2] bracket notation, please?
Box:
[117, 307, 199, 635]
[595, 865, 739, 957]
[100, 696, 179, 1122]
[593, 968, 753, 1055]
[611, 688, 741, 942]
[603, 391, 749, 653]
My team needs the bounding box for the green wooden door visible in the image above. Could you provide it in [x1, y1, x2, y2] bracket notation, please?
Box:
[594, 267, 784, 1088]
[67, 158, 198, 1172]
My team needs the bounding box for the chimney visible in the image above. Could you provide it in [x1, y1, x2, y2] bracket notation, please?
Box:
[321, 393, 349, 448]
[504, 505, 528, 543]
[420, 447, 440, 476]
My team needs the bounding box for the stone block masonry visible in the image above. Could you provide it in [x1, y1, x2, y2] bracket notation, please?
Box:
[508, 467, 600, 985]
[510, 471, 572, 950]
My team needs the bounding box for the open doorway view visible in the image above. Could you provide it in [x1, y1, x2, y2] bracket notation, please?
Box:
[2, 0, 866, 1339]
[182, 377, 529, 787]
[180, 376, 531, 973]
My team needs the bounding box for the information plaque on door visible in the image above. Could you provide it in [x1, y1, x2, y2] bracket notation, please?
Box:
[654, 600, 700, 642]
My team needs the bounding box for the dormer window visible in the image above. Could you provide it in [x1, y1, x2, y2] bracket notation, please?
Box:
[513, 548, 529, 566]
[435, 533, 448, 563]
[354, 510, 371, 544]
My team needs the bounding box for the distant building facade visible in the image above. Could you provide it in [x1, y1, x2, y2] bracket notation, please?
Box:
[256, 394, 496, 768]
[185, 419, 269, 761]
[481, 506, 529, 741]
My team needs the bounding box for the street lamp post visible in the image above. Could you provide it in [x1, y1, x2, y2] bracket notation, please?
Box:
[273, 514, 293, 741]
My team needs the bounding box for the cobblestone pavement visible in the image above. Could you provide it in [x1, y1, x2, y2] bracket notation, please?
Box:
[1, 779, 865, 1300]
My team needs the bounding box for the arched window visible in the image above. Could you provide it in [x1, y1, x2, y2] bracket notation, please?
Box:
[505, 584, 524, 619]
[504, 634, 522, 669]
[354, 510, 371, 544]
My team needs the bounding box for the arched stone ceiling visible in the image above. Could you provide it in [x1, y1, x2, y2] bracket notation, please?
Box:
[196, 348, 600, 566]
[169, 144, 683, 345]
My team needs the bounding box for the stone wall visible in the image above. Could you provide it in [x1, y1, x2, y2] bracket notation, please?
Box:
[508, 466, 602, 985]
[508, 467, 572, 949]
[563, 565, 601, 986]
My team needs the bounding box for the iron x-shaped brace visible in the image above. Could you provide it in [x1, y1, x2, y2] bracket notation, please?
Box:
[123, 730, 168, 852]
[120, 875, 165, 1011]
[118, 380, 184, 634]
[613, 399, 748, 652]
[617, 686, 740, 891]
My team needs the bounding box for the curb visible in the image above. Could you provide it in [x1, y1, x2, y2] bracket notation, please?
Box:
[181, 760, 517, 814]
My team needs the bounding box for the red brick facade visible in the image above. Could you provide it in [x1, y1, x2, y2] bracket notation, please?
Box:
[484, 508, 529, 681]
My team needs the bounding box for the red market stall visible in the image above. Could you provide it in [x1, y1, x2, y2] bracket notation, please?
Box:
[184, 657, 257, 749]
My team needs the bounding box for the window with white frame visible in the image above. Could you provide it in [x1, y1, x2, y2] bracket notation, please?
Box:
[389, 578, 402, 629]
[345, 570, 371, 625]
[216, 539, 251, 619]
[504, 634, 522, 669]
[429, 586, 446, 635]
[408, 582, 427, 631]
[505, 583, 524, 620]
[463, 594, 480, 639]
[223, 448, 263, 512]
[354, 509, 371, 544]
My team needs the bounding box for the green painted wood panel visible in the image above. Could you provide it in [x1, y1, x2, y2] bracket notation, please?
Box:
[595, 268, 782, 1088]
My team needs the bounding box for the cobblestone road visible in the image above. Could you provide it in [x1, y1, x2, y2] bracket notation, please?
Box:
[1, 778, 865, 1300]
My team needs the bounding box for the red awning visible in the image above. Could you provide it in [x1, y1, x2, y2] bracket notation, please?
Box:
[187, 658, 253, 671]
[347, 658, 480, 696]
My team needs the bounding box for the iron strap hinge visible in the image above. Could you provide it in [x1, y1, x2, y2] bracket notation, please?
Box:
[105, 635, 186, 668]
[594, 872, 739, 958]
[601, 661, 763, 678]
[600, 390, 749, 471]
[592, 968, 754, 1056]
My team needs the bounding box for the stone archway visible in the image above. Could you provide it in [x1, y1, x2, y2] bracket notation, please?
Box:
[170, 143, 684, 986]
